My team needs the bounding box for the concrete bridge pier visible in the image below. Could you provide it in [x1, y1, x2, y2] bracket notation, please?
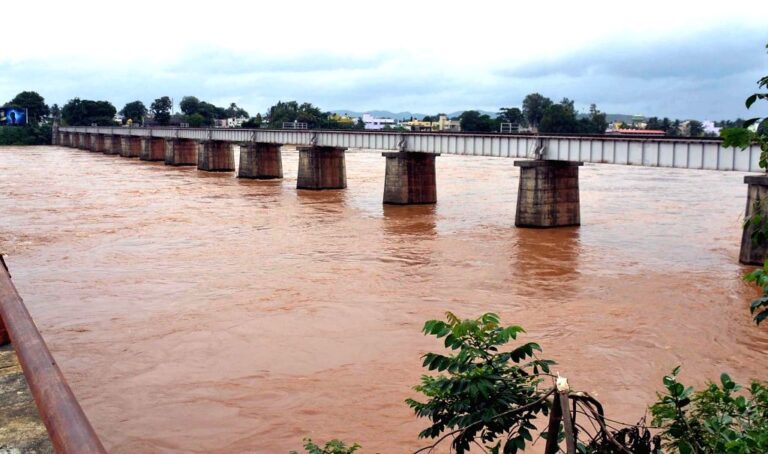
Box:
[739, 175, 768, 265]
[120, 136, 142, 158]
[238, 142, 283, 179]
[297, 146, 347, 190]
[61, 132, 71, 147]
[164, 139, 199, 166]
[72, 133, 82, 149]
[382, 152, 439, 204]
[140, 137, 167, 161]
[92, 134, 106, 153]
[104, 135, 121, 155]
[514, 160, 582, 228]
[85, 134, 97, 152]
[198, 141, 235, 171]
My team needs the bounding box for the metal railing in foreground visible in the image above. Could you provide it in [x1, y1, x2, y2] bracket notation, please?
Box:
[0, 255, 106, 453]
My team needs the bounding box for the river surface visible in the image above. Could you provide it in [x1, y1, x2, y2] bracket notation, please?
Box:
[0, 145, 766, 453]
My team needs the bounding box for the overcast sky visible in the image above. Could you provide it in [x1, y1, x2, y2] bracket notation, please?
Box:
[2, 0, 766, 120]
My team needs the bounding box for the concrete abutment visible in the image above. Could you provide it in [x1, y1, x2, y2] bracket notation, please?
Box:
[514, 160, 582, 228]
[238, 143, 283, 179]
[740, 175, 768, 265]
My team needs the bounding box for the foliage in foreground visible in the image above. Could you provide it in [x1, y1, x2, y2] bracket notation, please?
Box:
[406, 312, 555, 454]
[290, 438, 361, 454]
[651, 367, 768, 453]
[720, 42, 768, 326]
[292, 313, 766, 453]
[744, 261, 768, 325]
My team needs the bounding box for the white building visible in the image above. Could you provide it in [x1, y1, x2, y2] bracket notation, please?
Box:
[362, 113, 396, 130]
[702, 120, 721, 136]
[226, 117, 248, 128]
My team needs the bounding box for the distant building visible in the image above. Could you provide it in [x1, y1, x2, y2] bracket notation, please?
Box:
[226, 117, 248, 128]
[434, 115, 461, 132]
[702, 120, 721, 136]
[402, 115, 461, 132]
[362, 113, 396, 130]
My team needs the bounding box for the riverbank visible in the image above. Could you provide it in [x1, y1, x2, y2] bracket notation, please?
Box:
[0, 125, 52, 146]
[0, 344, 52, 453]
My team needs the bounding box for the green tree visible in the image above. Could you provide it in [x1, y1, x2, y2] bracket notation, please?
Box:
[458, 110, 497, 132]
[119, 100, 148, 124]
[407, 312, 554, 454]
[241, 113, 263, 128]
[60, 98, 116, 126]
[651, 367, 768, 453]
[646, 116, 662, 130]
[498, 107, 524, 126]
[267, 101, 325, 128]
[185, 113, 206, 128]
[6, 91, 50, 124]
[50, 103, 60, 121]
[224, 102, 249, 119]
[538, 99, 578, 134]
[582, 103, 607, 134]
[688, 120, 704, 137]
[150, 96, 172, 126]
[179, 96, 200, 116]
[522, 93, 553, 129]
[290, 438, 361, 454]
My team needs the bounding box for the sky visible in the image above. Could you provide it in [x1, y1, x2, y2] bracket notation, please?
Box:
[1, 0, 766, 120]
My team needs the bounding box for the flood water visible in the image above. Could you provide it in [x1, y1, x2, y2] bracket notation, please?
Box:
[0, 145, 766, 453]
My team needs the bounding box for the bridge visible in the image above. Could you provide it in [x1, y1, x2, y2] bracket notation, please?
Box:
[55, 126, 766, 264]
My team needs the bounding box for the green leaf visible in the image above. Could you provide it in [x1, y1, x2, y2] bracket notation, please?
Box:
[746, 94, 759, 108]
[721, 127, 754, 149]
[678, 439, 694, 454]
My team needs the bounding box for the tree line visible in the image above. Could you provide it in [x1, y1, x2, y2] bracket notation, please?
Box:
[3, 90, 759, 138]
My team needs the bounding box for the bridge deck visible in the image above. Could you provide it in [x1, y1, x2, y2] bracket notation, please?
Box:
[58, 127, 762, 172]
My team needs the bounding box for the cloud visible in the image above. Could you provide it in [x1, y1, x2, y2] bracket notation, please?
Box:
[1, 20, 766, 121]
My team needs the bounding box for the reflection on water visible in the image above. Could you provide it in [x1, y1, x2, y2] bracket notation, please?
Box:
[0, 146, 766, 453]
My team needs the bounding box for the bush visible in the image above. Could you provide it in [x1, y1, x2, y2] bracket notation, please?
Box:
[0, 124, 52, 145]
[651, 367, 768, 453]
[290, 438, 361, 454]
[406, 312, 555, 454]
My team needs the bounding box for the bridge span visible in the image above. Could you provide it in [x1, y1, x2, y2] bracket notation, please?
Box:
[54, 126, 765, 264]
[58, 126, 761, 172]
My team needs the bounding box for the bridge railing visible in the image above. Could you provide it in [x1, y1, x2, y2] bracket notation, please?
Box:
[0, 255, 106, 454]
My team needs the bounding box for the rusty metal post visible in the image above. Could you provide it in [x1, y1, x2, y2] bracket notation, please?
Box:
[0, 255, 106, 453]
[544, 391, 577, 454]
[0, 256, 8, 346]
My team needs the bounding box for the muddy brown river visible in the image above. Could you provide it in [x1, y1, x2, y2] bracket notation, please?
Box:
[0, 145, 766, 453]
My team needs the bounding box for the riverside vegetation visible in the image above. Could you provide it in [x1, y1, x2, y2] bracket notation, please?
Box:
[723, 42, 768, 325]
[293, 312, 767, 454]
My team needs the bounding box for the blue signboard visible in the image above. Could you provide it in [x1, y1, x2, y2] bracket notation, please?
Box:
[0, 108, 28, 126]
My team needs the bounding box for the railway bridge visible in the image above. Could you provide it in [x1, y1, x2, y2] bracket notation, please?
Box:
[55, 126, 766, 264]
